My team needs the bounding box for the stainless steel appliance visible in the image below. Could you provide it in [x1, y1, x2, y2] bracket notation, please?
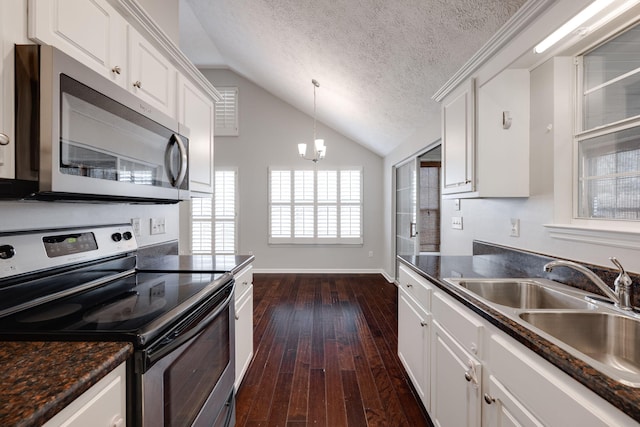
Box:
[0, 224, 234, 427]
[4, 45, 189, 203]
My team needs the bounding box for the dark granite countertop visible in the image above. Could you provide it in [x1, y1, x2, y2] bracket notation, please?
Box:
[399, 254, 640, 424]
[0, 341, 132, 427]
[137, 254, 254, 275]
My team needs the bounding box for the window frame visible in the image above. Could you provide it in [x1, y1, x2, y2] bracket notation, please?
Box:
[268, 166, 364, 245]
[214, 87, 239, 137]
[571, 23, 640, 227]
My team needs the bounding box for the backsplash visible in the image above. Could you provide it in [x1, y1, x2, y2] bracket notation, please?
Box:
[473, 240, 640, 307]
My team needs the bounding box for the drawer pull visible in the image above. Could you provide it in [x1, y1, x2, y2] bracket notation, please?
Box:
[111, 65, 121, 75]
[484, 393, 496, 405]
[133, 80, 142, 89]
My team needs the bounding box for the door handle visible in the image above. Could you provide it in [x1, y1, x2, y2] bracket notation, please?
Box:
[410, 222, 418, 238]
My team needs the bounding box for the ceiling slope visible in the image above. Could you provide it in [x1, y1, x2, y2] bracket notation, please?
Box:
[180, 0, 527, 156]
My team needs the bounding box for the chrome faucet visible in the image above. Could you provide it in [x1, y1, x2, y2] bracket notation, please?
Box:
[543, 257, 634, 311]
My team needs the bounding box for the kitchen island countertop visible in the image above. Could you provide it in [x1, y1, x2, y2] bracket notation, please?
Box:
[0, 341, 132, 427]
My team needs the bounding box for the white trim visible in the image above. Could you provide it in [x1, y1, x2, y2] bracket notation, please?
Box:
[544, 223, 640, 250]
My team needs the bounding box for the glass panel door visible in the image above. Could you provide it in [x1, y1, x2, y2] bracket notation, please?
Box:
[396, 158, 419, 259]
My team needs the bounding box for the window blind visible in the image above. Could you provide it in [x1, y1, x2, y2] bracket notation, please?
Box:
[268, 168, 363, 244]
[214, 87, 239, 136]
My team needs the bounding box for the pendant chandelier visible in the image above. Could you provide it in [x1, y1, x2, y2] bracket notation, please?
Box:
[297, 79, 327, 162]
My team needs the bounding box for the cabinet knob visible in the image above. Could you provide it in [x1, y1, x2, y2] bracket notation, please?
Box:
[483, 393, 496, 405]
[111, 65, 121, 75]
[235, 314, 240, 320]
[133, 80, 142, 89]
[464, 372, 473, 382]
[242, 281, 248, 286]
[406, 283, 413, 288]
[0, 133, 9, 145]
[420, 320, 428, 327]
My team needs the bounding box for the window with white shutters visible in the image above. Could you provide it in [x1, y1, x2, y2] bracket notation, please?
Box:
[214, 87, 238, 136]
[192, 170, 237, 254]
[268, 167, 363, 244]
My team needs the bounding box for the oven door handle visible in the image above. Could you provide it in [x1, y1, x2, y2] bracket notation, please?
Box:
[146, 281, 235, 366]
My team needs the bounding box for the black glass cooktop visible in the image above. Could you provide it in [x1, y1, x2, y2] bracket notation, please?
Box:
[0, 271, 231, 346]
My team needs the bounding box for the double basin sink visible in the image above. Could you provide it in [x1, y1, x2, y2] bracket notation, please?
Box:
[444, 277, 640, 387]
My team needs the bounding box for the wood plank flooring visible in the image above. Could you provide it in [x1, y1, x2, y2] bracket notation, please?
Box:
[235, 273, 433, 427]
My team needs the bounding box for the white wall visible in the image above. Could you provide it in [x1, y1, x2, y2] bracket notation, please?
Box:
[0, 201, 180, 246]
[201, 69, 384, 273]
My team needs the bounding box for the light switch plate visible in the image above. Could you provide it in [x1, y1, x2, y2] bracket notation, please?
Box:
[510, 218, 520, 237]
[451, 216, 463, 230]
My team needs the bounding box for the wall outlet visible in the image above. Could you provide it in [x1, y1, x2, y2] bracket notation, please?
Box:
[451, 216, 463, 230]
[131, 218, 141, 237]
[510, 218, 520, 237]
[150, 217, 166, 235]
[454, 199, 461, 211]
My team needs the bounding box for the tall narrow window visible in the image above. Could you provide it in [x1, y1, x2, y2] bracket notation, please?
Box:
[191, 170, 237, 254]
[214, 87, 239, 136]
[268, 168, 363, 244]
[576, 23, 640, 221]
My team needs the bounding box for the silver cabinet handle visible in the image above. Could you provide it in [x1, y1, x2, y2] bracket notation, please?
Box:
[0, 133, 9, 145]
[420, 320, 428, 327]
[464, 372, 472, 382]
[406, 283, 413, 288]
[484, 393, 495, 404]
[112, 65, 121, 75]
[133, 80, 142, 88]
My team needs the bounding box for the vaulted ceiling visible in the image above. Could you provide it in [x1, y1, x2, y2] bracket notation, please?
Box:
[179, 0, 528, 156]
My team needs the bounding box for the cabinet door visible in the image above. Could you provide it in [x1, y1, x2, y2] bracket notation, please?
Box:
[178, 75, 215, 194]
[431, 321, 481, 427]
[442, 79, 474, 194]
[28, 0, 127, 87]
[397, 290, 430, 409]
[235, 284, 253, 389]
[43, 362, 126, 427]
[128, 30, 176, 117]
[484, 374, 543, 427]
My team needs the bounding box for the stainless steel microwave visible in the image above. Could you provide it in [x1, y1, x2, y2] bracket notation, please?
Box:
[5, 44, 189, 203]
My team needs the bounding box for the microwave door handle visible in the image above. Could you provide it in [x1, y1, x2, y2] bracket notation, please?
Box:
[165, 134, 188, 188]
[145, 281, 235, 365]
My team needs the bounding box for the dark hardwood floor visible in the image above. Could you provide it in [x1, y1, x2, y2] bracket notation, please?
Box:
[235, 273, 433, 427]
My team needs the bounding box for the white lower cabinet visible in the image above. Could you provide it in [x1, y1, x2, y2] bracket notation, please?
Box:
[431, 321, 482, 427]
[43, 362, 126, 427]
[234, 264, 254, 389]
[397, 262, 639, 427]
[484, 374, 543, 427]
[397, 290, 430, 409]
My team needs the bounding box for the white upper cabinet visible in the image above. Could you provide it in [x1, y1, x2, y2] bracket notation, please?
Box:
[177, 75, 214, 194]
[128, 29, 176, 116]
[0, 1, 28, 180]
[441, 69, 530, 198]
[442, 79, 475, 195]
[28, 0, 128, 87]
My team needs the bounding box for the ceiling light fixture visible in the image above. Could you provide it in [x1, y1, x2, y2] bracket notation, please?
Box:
[298, 79, 326, 163]
[533, 0, 615, 54]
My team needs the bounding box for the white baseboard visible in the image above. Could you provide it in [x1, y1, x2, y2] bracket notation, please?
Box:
[252, 268, 394, 283]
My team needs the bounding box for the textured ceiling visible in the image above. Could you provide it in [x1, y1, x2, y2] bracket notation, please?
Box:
[179, 0, 527, 156]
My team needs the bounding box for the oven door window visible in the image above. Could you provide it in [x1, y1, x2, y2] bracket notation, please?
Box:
[59, 74, 184, 189]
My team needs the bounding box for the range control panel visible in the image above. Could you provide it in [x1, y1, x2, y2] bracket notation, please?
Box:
[0, 224, 137, 279]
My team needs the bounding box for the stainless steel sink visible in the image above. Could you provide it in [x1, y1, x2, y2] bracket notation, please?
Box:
[449, 278, 594, 309]
[519, 311, 640, 384]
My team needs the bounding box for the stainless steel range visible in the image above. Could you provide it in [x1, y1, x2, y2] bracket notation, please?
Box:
[0, 224, 236, 427]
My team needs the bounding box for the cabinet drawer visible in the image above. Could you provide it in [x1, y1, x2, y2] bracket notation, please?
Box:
[432, 292, 483, 357]
[234, 264, 253, 302]
[398, 264, 432, 311]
